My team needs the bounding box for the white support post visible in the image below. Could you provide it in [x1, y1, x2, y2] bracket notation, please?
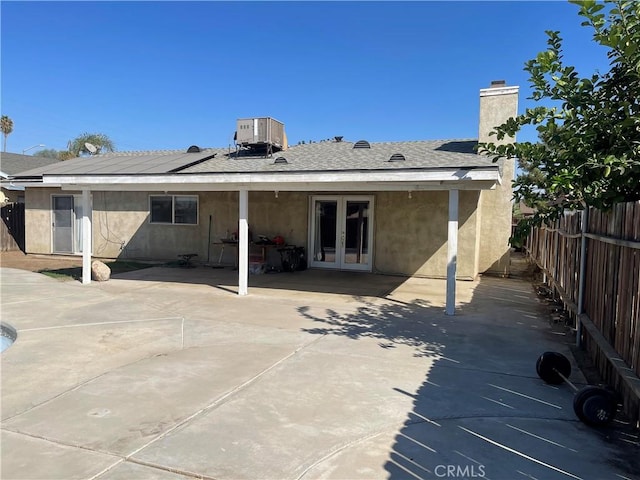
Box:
[81, 189, 92, 285]
[446, 189, 459, 315]
[238, 189, 249, 296]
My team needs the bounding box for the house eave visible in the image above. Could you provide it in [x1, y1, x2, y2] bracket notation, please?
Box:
[15, 167, 500, 192]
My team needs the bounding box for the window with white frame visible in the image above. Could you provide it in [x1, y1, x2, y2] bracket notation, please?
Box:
[150, 195, 198, 225]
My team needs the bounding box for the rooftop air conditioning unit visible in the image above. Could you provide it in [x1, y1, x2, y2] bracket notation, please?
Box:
[236, 117, 285, 150]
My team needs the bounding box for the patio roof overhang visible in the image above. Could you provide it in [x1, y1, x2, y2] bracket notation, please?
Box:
[10, 166, 501, 192]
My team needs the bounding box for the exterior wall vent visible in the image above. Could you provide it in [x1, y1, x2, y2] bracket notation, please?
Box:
[274, 157, 288, 164]
[353, 140, 370, 149]
[388, 153, 406, 162]
[187, 145, 201, 153]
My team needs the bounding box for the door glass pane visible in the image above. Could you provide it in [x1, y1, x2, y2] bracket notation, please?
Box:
[53, 196, 73, 227]
[344, 201, 369, 265]
[53, 196, 73, 253]
[314, 200, 337, 263]
[74, 202, 83, 253]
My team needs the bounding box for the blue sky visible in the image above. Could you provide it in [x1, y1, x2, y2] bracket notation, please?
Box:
[2, 1, 609, 154]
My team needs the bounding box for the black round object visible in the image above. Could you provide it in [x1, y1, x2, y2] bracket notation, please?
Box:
[536, 351, 572, 385]
[573, 386, 617, 426]
[573, 386, 602, 408]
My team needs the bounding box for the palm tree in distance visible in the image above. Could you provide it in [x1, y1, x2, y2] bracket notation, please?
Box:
[1, 115, 14, 152]
[68, 132, 115, 156]
[58, 132, 116, 160]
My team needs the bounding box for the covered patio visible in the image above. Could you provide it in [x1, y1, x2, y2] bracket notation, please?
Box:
[13, 158, 500, 315]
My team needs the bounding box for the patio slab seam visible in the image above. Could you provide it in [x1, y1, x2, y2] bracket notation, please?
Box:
[16, 316, 185, 333]
[1, 292, 81, 306]
[108, 458, 218, 480]
[2, 428, 211, 480]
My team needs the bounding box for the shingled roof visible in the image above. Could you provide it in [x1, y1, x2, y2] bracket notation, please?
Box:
[10, 139, 492, 179]
[1, 152, 64, 176]
[183, 139, 488, 174]
[12, 148, 219, 177]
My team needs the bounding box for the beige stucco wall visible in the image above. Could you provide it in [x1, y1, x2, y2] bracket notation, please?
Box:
[374, 190, 480, 279]
[477, 163, 514, 275]
[477, 85, 518, 276]
[24, 188, 483, 278]
[24, 188, 56, 254]
[24, 189, 309, 265]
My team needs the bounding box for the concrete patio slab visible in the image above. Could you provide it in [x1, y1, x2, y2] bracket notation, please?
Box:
[2, 265, 638, 480]
[130, 344, 432, 480]
[95, 461, 192, 480]
[303, 416, 628, 480]
[1, 319, 183, 421]
[3, 343, 303, 456]
[1, 430, 120, 480]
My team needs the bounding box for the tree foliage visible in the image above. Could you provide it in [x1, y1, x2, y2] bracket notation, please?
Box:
[63, 132, 115, 159]
[57, 150, 76, 161]
[478, 0, 640, 242]
[1, 115, 14, 152]
[32, 148, 61, 159]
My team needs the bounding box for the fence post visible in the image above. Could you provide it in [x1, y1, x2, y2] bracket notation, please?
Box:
[576, 207, 589, 348]
[538, 227, 549, 285]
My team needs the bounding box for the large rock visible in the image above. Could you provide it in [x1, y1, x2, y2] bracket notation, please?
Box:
[91, 260, 111, 281]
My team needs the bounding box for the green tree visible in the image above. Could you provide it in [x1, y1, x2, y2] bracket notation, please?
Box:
[57, 150, 75, 161]
[479, 0, 640, 242]
[33, 148, 60, 159]
[1, 115, 14, 152]
[67, 132, 115, 157]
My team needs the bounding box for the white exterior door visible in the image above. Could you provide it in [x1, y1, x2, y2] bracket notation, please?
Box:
[52, 194, 90, 254]
[52, 195, 74, 253]
[309, 195, 373, 271]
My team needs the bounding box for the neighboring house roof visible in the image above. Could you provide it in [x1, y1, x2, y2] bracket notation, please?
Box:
[0, 152, 63, 176]
[1, 153, 62, 191]
[517, 201, 536, 216]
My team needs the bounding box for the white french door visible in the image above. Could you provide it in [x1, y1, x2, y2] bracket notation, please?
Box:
[309, 195, 374, 271]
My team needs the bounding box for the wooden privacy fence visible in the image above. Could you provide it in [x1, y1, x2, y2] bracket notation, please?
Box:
[526, 201, 640, 427]
[1, 203, 25, 252]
